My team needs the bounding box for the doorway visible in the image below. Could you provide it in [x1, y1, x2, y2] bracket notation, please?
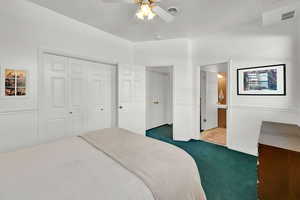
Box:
[199, 62, 229, 146]
[146, 66, 173, 132]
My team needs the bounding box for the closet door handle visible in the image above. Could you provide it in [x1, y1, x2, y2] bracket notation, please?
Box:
[69, 112, 73, 114]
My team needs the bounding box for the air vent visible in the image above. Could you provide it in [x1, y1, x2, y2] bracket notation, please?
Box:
[281, 10, 296, 21]
[167, 7, 179, 16]
[262, 4, 298, 26]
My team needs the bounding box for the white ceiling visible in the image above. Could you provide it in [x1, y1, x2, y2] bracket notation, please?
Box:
[260, 0, 299, 11]
[27, 0, 298, 42]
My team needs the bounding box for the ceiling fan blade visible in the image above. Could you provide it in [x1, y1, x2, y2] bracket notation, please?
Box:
[101, 0, 136, 3]
[152, 6, 174, 23]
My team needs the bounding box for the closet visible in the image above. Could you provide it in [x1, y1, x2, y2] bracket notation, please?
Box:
[39, 53, 116, 142]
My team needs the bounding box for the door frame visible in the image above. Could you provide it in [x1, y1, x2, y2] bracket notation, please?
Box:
[145, 65, 174, 131]
[195, 60, 232, 146]
[37, 48, 118, 140]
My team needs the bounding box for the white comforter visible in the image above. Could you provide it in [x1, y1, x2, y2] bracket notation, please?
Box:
[0, 137, 154, 200]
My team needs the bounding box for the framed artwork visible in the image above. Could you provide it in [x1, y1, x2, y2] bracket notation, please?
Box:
[3, 68, 27, 97]
[237, 64, 286, 96]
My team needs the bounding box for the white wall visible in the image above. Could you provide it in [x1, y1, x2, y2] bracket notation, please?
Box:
[133, 20, 300, 155]
[134, 39, 196, 141]
[1, 0, 299, 155]
[0, 0, 133, 152]
[193, 21, 300, 155]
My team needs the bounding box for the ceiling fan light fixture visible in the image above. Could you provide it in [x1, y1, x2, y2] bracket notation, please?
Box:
[136, 10, 145, 20]
[147, 11, 156, 20]
[136, 2, 156, 20]
[141, 3, 151, 15]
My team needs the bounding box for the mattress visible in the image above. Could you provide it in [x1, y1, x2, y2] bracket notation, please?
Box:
[0, 128, 206, 200]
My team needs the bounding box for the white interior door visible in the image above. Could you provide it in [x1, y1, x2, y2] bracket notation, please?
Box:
[205, 71, 218, 130]
[87, 62, 111, 131]
[118, 64, 145, 135]
[68, 58, 86, 136]
[200, 71, 207, 131]
[40, 54, 70, 141]
[147, 71, 167, 129]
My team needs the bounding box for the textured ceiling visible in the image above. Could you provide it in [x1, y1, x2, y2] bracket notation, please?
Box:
[27, 0, 298, 42]
[259, 0, 299, 11]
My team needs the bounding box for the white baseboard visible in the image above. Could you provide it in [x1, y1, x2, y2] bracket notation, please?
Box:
[227, 143, 258, 157]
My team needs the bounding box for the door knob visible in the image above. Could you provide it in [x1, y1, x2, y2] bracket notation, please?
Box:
[119, 106, 123, 109]
[69, 112, 73, 114]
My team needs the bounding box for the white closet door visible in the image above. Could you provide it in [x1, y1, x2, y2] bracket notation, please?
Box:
[41, 54, 70, 141]
[118, 64, 145, 135]
[68, 58, 86, 136]
[87, 62, 111, 131]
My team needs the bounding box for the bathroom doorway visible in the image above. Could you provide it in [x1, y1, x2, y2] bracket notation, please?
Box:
[199, 62, 229, 146]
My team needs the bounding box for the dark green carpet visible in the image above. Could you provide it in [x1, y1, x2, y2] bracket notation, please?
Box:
[146, 125, 257, 200]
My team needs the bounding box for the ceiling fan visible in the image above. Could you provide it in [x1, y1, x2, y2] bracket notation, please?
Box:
[102, 0, 175, 22]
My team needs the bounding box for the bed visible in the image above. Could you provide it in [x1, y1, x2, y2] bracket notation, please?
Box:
[0, 128, 206, 200]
